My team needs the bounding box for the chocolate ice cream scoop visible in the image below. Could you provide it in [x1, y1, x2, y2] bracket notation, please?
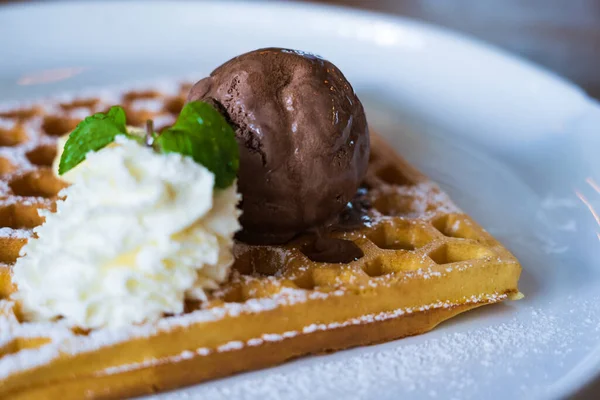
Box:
[188, 48, 369, 244]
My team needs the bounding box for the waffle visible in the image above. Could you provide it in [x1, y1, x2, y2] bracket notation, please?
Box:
[0, 83, 522, 399]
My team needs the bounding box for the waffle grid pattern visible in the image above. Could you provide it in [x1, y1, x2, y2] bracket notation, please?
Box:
[0, 83, 521, 399]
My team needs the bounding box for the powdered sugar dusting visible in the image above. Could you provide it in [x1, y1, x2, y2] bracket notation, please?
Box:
[0, 118, 16, 130]
[0, 292, 506, 382]
[398, 181, 461, 217]
[0, 228, 32, 239]
[130, 99, 165, 113]
[151, 295, 600, 400]
[92, 294, 504, 381]
[0, 286, 351, 380]
[218, 341, 244, 352]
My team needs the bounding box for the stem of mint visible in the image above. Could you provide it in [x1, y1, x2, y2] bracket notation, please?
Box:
[145, 119, 154, 148]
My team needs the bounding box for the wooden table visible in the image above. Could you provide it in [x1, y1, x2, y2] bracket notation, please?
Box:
[310, 0, 600, 100]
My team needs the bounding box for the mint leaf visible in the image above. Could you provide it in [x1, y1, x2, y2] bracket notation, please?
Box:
[155, 101, 239, 189]
[58, 106, 128, 175]
[106, 105, 127, 128]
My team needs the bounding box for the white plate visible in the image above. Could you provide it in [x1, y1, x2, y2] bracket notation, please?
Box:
[1, 1, 600, 399]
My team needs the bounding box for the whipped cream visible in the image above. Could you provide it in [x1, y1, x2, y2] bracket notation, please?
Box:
[13, 135, 240, 329]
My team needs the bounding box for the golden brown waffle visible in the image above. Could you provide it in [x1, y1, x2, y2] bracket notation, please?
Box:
[0, 83, 521, 399]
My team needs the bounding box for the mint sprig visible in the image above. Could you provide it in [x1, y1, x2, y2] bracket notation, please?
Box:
[58, 106, 128, 175]
[155, 101, 239, 189]
[57, 101, 239, 189]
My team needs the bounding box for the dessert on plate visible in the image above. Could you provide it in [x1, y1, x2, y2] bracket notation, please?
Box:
[0, 48, 522, 399]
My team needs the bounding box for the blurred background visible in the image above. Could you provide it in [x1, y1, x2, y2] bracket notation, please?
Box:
[4, 0, 599, 98]
[305, 0, 600, 99]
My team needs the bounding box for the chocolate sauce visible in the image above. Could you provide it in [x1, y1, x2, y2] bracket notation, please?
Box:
[302, 234, 364, 264]
[302, 187, 371, 264]
[335, 186, 371, 231]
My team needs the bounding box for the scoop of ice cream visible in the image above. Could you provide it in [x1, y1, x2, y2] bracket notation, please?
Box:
[188, 48, 369, 244]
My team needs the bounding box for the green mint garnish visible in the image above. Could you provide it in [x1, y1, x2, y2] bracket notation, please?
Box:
[155, 101, 239, 189]
[57, 101, 239, 189]
[58, 106, 128, 175]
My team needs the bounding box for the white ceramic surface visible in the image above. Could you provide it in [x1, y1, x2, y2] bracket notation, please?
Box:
[1, 1, 599, 399]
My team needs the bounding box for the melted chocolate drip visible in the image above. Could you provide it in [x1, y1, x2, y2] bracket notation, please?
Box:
[335, 186, 371, 231]
[302, 235, 364, 264]
[301, 187, 370, 264]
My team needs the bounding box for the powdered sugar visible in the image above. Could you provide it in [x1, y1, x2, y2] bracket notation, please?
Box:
[0, 148, 26, 170]
[451, 219, 462, 233]
[0, 228, 32, 239]
[0, 285, 347, 380]
[129, 99, 165, 113]
[218, 341, 244, 352]
[0, 118, 16, 130]
[66, 107, 96, 120]
[90, 294, 505, 381]
[197, 348, 210, 356]
[0, 290, 506, 383]
[150, 295, 600, 400]
[398, 182, 461, 217]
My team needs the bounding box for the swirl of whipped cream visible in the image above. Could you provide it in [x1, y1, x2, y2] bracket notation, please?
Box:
[13, 135, 240, 329]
